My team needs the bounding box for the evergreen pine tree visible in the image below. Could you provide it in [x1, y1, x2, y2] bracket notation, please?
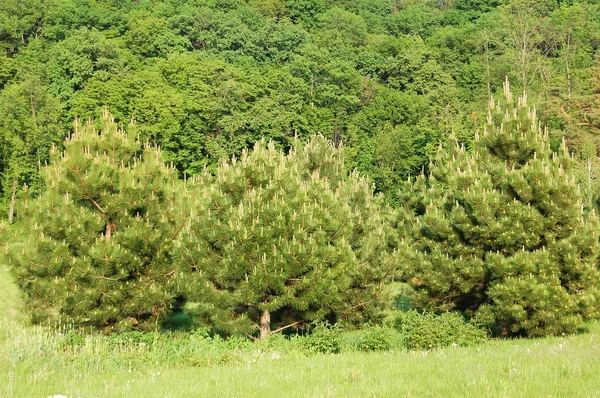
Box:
[399, 79, 600, 336]
[177, 135, 393, 340]
[6, 110, 185, 332]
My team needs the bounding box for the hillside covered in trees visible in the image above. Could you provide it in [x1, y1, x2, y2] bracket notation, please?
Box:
[2, 0, 600, 210]
[2, 0, 600, 339]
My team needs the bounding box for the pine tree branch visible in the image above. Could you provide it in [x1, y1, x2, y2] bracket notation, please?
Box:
[90, 274, 120, 281]
[245, 333, 258, 342]
[350, 262, 395, 310]
[164, 269, 176, 278]
[166, 219, 187, 246]
[330, 217, 348, 240]
[87, 196, 106, 215]
[176, 245, 201, 273]
[263, 258, 269, 285]
[270, 320, 303, 335]
[158, 198, 189, 251]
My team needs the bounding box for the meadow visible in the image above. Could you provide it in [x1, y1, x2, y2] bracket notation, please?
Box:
[2, 264, 600, 398]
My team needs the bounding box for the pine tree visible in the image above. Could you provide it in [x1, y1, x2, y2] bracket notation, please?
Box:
[177, 135, 393, 340]
[6, 110, 186, 332]
[399, 79, 600, 337]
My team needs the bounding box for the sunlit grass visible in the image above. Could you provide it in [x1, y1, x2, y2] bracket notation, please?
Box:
[2, 263, 600, 397]
[2, 326, 600, 397]
[0, 264, 27, 326]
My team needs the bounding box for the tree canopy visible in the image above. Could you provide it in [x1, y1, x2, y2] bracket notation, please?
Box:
[2, 0, 600, 338]
[398, 80, 600, 336]
[2, 0, 599, 212]
[5, 110, 185, 331]
[177, 135, 393, 339]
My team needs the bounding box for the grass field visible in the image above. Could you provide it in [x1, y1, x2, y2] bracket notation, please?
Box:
[2, 264, 600, 398]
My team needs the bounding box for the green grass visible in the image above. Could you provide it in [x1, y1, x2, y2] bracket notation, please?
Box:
[0, 263, 27, 325]
[2, 328, 600, 397]
[1, 264, 600, 397]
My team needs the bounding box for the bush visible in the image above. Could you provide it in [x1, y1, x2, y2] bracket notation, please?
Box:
[302, 322, 341, 354]
[351, 326, 395, 352]
[261, 332, 305, 353]
[59, 330, 86, 350]
[395, 311, 487, 350]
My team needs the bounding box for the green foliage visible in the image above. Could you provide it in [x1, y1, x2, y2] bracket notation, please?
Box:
[1, 0, 600, 344]
[302, 321, 341, 354]
[162, 310, 195, 331]
[0, 76, 64, 214]
[46, 27, 125, 99]
[387, 4, 443, 37]
[345, 87, 434, 202]
[125, 11, 191, 58]
[286, 0, 326, 29]
[0, 0, 48, 53]
[399, 79, 600, 337]
[1, 0, 599, 206]
[6, 110, 186, 332]
[0, 262, 28, 325]
[349, 325, 394, 352]
[248, 0, 287, 18]
[317, 8, 368, 49]
[395, 310, 487, 350]
[177, 135, 393, 338]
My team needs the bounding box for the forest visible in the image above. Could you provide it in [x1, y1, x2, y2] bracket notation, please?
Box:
[2, 0, 600, 207]
[2, 0, 600, 340]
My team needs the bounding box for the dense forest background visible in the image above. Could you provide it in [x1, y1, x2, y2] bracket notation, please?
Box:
[2, 0, 600, 211]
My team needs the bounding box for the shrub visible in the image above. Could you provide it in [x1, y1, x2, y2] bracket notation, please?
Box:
[302, 321, 341, 354]
[351, 326, 394, 352]
[60, 330, 86, 350]
[395, 311, 487, 350]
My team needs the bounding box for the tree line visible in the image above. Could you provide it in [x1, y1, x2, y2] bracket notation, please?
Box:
[2, 0, 600, 339]
[3, 81, 600, 339]
[1, 0, 600, 212]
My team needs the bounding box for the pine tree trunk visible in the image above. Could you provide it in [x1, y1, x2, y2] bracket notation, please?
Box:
[105, 221, 116, 240]
[260, 309, 270, 341]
